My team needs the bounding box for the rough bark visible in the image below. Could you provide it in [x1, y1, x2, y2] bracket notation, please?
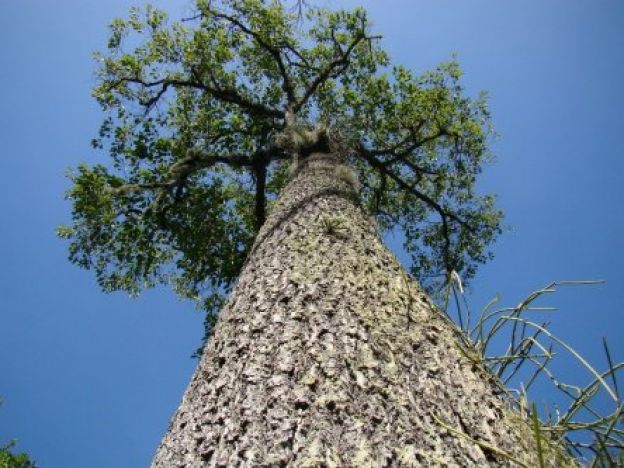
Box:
[153, 153, 563, 467]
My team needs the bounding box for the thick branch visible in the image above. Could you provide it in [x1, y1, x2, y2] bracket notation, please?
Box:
[365, 122, 443, 160]
[109, 181, 172, 194]
[209, 11, 297, 106]
[281, 43, 318, 72]
[379, 129, 447, 164]
[253, 156, 268, 231]
[114, 76, 283, 119]
[293, 32, 370, 114]
[109, 141, 292, 227]
[109, 150, 254, 197]
[362, 128, 449, 185]
[359, 145, 473, 272]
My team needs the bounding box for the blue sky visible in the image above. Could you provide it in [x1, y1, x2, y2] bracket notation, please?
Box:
[1, 1, 622, 466]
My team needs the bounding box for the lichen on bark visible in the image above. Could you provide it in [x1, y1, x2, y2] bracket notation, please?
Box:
[152, 153, 567, 467]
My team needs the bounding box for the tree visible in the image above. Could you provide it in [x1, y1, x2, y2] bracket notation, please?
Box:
[58, 0, 559, 465]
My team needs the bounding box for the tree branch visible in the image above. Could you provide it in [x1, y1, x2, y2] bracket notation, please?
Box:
[109, 181, 172, 195]
[293, 32, 371, 114]
[281, 43, 318, 72]
[388, 129, 448, 163]
[364, 128, 448, 182]
[109, 150, 254, 197]
[253, 154, 268, 231]
[114, 76, 283, 119]
[359, 145, 473, 273]
[208, 10, 297, 106]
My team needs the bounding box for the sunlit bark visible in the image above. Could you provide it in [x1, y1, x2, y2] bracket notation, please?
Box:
[153, 153, 550, 467]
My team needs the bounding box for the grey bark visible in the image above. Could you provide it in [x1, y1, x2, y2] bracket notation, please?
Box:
[153, 153, 565, 467]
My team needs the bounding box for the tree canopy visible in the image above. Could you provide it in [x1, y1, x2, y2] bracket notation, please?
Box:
[58, 0, 502, 345]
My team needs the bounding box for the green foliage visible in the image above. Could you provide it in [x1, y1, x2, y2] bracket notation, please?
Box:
[60, 0, 502, 352]
[319, 215, 348, 237]
[0, 442, 36, 468]
[0, 401, 36, 468]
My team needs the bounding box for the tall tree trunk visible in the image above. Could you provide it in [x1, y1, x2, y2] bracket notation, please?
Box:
[153, 153, 556, 467]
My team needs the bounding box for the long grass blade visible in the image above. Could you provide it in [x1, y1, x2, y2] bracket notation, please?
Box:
[501, 317, 618, 402]
[603, 337, 620, 402]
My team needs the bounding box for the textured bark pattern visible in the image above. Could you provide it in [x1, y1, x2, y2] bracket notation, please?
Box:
[153, 153, 556, 467]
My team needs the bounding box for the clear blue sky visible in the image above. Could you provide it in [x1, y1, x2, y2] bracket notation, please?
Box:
[1, 1, 622, 466]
